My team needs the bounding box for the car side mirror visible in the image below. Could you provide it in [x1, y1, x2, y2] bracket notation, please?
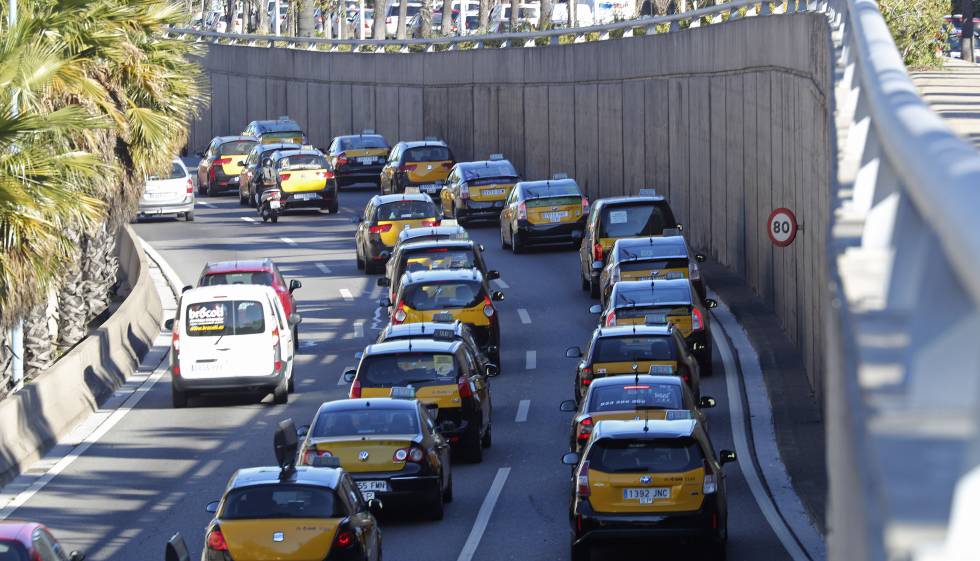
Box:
[296, 424, 310, 438]
[704, 299, 718, 309]
[589, 304, 603, 315]
[352, 216, 362, 224]
[720, 449, 737, 465]
[378, 297, 392, 308]
[164, 318, 175, 331]
[561, 452, 580, 466]
[491, 291, 505, 301]
[699, 396, 716, 409]
[182, 285, 193, 293]
[288, 313, 302, 327]
[68, 552, 85, 561]
[479, 244, 485, 252]
[205, 500, 220, 513]
[676, 223, 684, 232]
[289, 279, 302, 292]
[695, 253, 706, 263]
[237, 160, 246, 167]
[165, 533, 190, 561]
[367, 498, 384, 516]
[485, 270, 500, 280]
[485, 364, 499, 377]
[559, 399, 577, 412]
[343, 369, 356, 383]
[377, 277, 391, 287]
[565, 346, 582, 359]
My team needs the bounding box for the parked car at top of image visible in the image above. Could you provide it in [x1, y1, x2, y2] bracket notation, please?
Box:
[384, 1, 422, 36]
[196, 136, 257, 197]
[0, 520, 85, 561]
[137, 158, 195, 222]
[167, 284, 299, 408]
[499, 175, 589, 253]
[326, 132, 390, 188]
[380, 139, 456, 197]
[598, 235, 706, 307]
[238, 142, 302, 207]
[440, 155, 520, 223]
[196, 258, 303, 349]
[242, 117, 307, 145]
[354, 193, 441, 273]
[496, 3, 540, 31]
[261, 149, 340, 214]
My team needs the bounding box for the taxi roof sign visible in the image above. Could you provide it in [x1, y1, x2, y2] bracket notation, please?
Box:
[432, 312, 454, 323]
[433, 328, 456, 341]
[665, 409, 694, 421]
[404, 186, 422, 194]
[489, 153, 505, 161]
[361, 128, 376, 134]
[638, 188, 659, 197]
[551, 172, 569, 180]
[424, 136, 441, 142]
[311, 455, 342, 468]
[648, 364, 675, 375]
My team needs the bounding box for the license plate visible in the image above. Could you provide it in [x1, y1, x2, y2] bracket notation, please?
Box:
[357, 480, 389, 493]
[191, 361, 220, 373]
[481, 188, 504, 196]
[146, 192, 170, 200]
[665, 271, 685, 280]
[419, 183, 439, 193]
[357, 157, 376, 164]
[295, 192, 316, 200]
[623, 487, 670, 503]
[269, 200, 281, 209]
[361, 491, 375, 500]
[544, 211, 569, 223]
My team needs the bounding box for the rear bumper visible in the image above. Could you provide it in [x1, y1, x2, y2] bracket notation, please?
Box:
[171, 369, 283, 393]
[364, 238, 393, 262]
[351, 471, 441, 502]
[573, 502, 725, 546]
[337, 165, 384, 183]
[283, 185, 337, 209]
[138, 199, 194, 216]
[516, 220, 586, 244]
[209, 170, 240, 191]
[458, 200, 506, 219]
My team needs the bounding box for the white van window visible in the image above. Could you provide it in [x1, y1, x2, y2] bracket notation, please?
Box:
[186, 301, 265, 337]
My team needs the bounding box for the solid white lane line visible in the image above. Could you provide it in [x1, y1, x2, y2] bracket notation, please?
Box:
[340, 288, 354, 301]
[353, 321, 364, 339]
[517, 308, 531, 324]
[493, 278, 509, 289]
[525, 350, 536, 370]
[316, 263, 332, 274]
[456, 467, 511, 561]
[240, 216, 255, 223]
[515, 400, 530, 423]
[280, 237, 298, 246]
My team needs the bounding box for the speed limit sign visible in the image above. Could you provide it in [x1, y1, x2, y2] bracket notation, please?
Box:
[767, 208, 798, 247]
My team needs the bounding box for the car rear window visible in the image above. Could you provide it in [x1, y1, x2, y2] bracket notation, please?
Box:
[221, 485, 344, 519]
[589, 383, 683, 412]
[401, 248, 475, 273]
[619, 258, 689, 272]
[462, 162, 518, 183]
[377, 201, 437, 221]
[262, 131, 305, 143]
[0, 541, 28, 561]
[600, 204, 676, 238]
[526, 195, 582, 208]
[404, 146, 452, 162]
[614, 283, 691, 307]
[279, 154, 327, 170]
[313, 408, 419, 437]
[339, 136, 387, 150]
[522, 183, 581, 200]
[593, 336, 678, 363]
[401, 281, 484, 310]
[588, 438, 703, 473]
[219, 140, 257, 155]
[358, 352, 459, 386]
[615, 306, 691, 322]
[185, 301, 265, 337]
[150, 163, 185, 180]
[200, 272, 274, 286]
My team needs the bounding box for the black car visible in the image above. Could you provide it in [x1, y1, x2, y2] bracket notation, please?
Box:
[327, 132, 390, 188]
[237, 142, 301, 207]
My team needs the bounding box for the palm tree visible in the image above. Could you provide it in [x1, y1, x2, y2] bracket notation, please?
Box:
[419, 0, 432, 36]
[396, 0, 408, 39]
[508, 0, 518, 31]
[478, 0, 488, 33]
[441, 0, 454, 34]
[539, 0, 552, 29]
[372, 0, 386, 38]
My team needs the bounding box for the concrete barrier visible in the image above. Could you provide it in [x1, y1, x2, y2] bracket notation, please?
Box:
[189, 13, 832, 394]
[0, 226, 163, 486]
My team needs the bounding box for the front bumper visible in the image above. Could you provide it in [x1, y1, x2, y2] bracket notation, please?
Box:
[138, 199, 194, 217]
[516, 220, 586, 244]
[573, 500, 724, 546]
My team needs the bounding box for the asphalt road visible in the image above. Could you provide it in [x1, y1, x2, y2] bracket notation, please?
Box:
[4, 188, 797, 561]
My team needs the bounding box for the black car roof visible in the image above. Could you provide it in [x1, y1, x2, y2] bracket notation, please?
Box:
[614, 236, 688, 259]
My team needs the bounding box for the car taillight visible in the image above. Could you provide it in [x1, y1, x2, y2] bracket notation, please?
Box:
[458, 374, 473, 398]
[460, 184, 470, 200]
[592, 242, 603, 262]
[208, 167, 216, 181]
[172, 328, 180, 352]
[392, 303, 407, 324]
[441, 162, 453, 169]
[206, 529, 228, 551]
[334, 529, 355, 549]
[386, 15, 392, 22]
[186, 179, 194, 194]
[317, 170, 335, 179]
[577, 460, 591, 496]
[703, 463, 717, 494]
[397, 164, 417, 173]
[349, 377, 362, 398]
[214, 158, 231, 165]
[271, 327, 281, 371]
[580, 367, 592, 385]
[577, 417, 593, 443]
[691, 307, 704, 331]
[370, 223, 393, 234]
[482, 295, 495, 318]
[604, 311, 616, 327]
[394, 446, 425, 462]
[303, 448, 332, 465]
[336, 153, 349, 166]
[517, 202, 527, 220]
[279, 173, 291, 181]
[421, 219, 439, 226]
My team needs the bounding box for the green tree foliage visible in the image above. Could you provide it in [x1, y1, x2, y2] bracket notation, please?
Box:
[880, 0, 948, 68]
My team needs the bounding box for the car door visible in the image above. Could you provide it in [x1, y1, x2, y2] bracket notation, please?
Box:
[461, 348, 490, 428]
[581, 204, 600, 277]
[198, 140, 214, 187]
[272, 265, 294, 316]
[381, 146, 399, 193]
[339, 475, 381, 561]
[501, 186, 518, 236]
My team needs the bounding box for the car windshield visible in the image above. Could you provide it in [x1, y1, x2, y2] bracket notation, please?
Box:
[200, 271, 274, 286]
[339, 136, 387, 150]
[589, 383, 683, 412]
[404, 146, 451, 162]
[149, 162, 185, 180]
[0, 541, 28, 561]
[377, 201, 437, 221]
[593, 336, 678, 362]
[402, 281, 483, 310]
[184, 300, 265, 337]
[402, 249, 475, 273]
[358, 352, 459, 386]
[461, 162, 519, 183]
[600, 204, 676, 238]
[221, 485, 344, 519]
[279, 154, 327, 170]
[312, 408, 420, 437]
[588, 438, 703, 473]
[219, 140, 257, 155]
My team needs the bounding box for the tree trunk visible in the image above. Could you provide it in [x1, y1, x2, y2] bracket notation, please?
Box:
[258, 0, 269, 32]
[478, 0, 488, 32]
[57, 235, 87, 354]
[299, 0, 315, 35]
[539, 0, 552, 29]
[420, 0, 432, 36]
[568, 0, 575, 27]
[508, 0, 518, 31]
[372, 0, 387, 38]
[397, 0, 408, 38]
[23, 294, 57, 379]
[441, 0, 454, 35]
[963, 0, 975, 63]
[80, 226, 117, 325]
[226, 0, 236, 30]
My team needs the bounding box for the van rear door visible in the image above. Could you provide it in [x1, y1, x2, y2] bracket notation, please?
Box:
[180, 299, 275, 379]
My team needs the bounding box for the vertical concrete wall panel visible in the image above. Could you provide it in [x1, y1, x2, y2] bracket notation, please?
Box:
[597, 82, 624, 197]
[574, 84, 599, 198]
[266, 79, 287, 120]
[308, 83, 331, 146]
[756, 72, 774, 308]
[622, 81, 646, 194]
[399, 87, 425, 141]
[473, 86, 494, 160]
[709, 75, 728, 263]
[645, 79, 670, 195]
[227, 75, 248, 135]
[523, 86, 549, 179]
[446, 86, 474, 161]
[688, 76, 712, 251]
[211, 73, 231, 137]
[350, 85, 376, 133]
[548, 85, 576, 179]
[423, 87, 448, 139]
[375, 86, 400, 143]
[246, 77, 267, 123]
[497, 86, 525, 175]
[329, 83, 353, 138]
[725, 73, 745, 276]
[742, 72, 760, 295]
[667, 78, 690, 231]
[286, 82, 310, 141]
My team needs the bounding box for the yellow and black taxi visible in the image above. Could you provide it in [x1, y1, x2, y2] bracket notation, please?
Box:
[380, 139, 456, 197]
[376, 319, 499, 375]
[499, 176, 589, 253]
[380, 269, 504, 360]
[343, 338, 497, 462]
[326, 131, 390, 188]
[354, 193, 441, 274]
[565, 324, 703, 403]
[561, 419, 735, 561]
[439, 155, 520, 223]
[598, 235, 706, 307]
[242, 117, 307, 145]
[379, 239, 498, 308]
[238, 142, 302, 207]
[296, 398, 452, 520]
[395, 222, 469, 248]
[558, 374, 715, 453]
[262, 149, 340, 213]
[197, 136, 258, 197]
[590, 279, 716, 375]
[577, 190, 680, 297]
[202, 419, 382, 561]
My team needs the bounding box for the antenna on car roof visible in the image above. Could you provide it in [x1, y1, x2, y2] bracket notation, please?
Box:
[632, 362, 639, 387]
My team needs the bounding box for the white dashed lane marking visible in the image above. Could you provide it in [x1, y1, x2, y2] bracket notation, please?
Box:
[456, 467, 511, 561]
[316, 263, 332, 274]
[353, 321, 364, 339]
[340, 288, 354, 301]
[525, 351, 536, 370]
[515, 400, 530, 422]
[517, 308, 531, 324]
[240, 216, 255, 223]
[280, 237, 298, 246]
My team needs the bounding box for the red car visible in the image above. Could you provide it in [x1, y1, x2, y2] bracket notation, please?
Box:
[195, 259, 303, 347]
[0, 521, 84, 561]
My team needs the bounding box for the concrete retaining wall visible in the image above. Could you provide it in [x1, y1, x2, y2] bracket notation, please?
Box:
[190, 13, 832, 392]
[0, 226, 163, 486]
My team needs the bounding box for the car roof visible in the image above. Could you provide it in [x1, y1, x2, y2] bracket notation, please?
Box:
[609, 279, 693, 307]
[614, 236, 688, 258]
[398, 225, 467, 239]
[202, 259, 273, 275]
[594, 194, 668, 206]
[363, 338, 461, 356]
[228, 466, 342, 490]
[398, 240, 476, 252]
[249, 119, 303, 133]
[396, 140, 449, 149]
[316, 397, 419, 415]
[402, 268, 484, 284]
[592, 324, 675, 338]
[335, 133, 386, 141]
[381, 321, 463, 339]
[255, 143, 302, 153]
[373, 193, 434, 205]
[214, 135, 257, 144]
[0, 521, 40, 543]
[273, 149, 323, 159]
[593, 419, 697, 440]
[181, 284, 277, 303]
[588, 374, 684, 390]
[515, 178, 579, 193]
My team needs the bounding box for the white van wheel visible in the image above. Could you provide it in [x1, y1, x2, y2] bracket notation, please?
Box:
[273, 382, 288, 405]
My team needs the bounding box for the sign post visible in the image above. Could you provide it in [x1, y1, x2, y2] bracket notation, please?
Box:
[767, 208, 798, 247]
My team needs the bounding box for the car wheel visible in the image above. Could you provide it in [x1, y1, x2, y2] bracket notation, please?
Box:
[205, 182, 214, 197]
[171, 385, 188, 409]
[464, 429, 483, 463]
[429, 488, 445, 521]
[272, 381, 288, 405]
[481, 424, 492, 448]
[239, 191, 247, 206]
[442, 472, 453, 503]
[271, 213, 278, 223]
[500, 225, 509, 249]
[356, 246, 366, 271]
[580, 273, 590, 291]
[589, 278, 599, 299]
[570, 542, 590, 561]
[184, 211, 194, 222]
[511, 231, 522, 255]
[328, 200, 339, 214]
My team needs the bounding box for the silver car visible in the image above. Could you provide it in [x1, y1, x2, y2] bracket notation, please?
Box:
[138, 159, 195, 221]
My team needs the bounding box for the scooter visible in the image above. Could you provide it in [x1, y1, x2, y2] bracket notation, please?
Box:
[259, 187, 282, 223]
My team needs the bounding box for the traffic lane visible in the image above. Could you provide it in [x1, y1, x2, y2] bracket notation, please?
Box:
[456, 223, 793, 561]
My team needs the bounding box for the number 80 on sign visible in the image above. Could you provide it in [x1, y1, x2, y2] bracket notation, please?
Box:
[767, 208, 798, 247]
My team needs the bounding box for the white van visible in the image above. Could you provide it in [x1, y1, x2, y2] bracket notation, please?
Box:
[166, 284, 299, 408]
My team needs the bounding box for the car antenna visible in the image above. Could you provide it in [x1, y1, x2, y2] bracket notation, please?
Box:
[632, 362, 639, 386]
[643, 405, 650, 432]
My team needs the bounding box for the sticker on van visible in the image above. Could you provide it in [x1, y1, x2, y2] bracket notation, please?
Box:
[187, 303, 227, 333]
